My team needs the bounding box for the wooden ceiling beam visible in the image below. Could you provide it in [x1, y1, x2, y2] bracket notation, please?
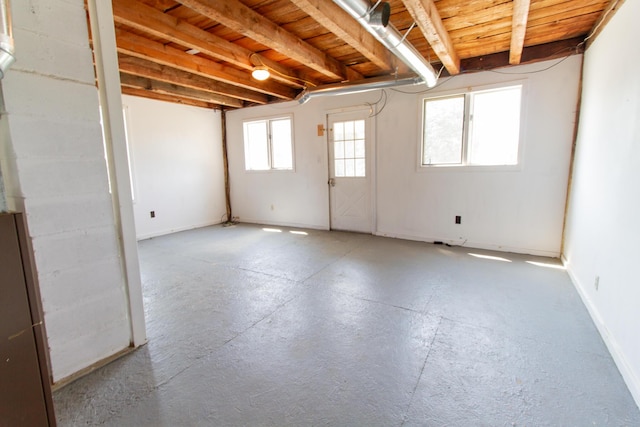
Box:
[289, 0, 393, 72]
[122, 86, 217, 110]
[112, 0, 314, 89]
[401, 0, 460, 75]
[120, 72, 244, 108]
[115, 28, 297, 99]
[509, 0, 531, 65]
[436, 36, 584, 76]
[117, 54, 268, 105]
[585, 0, 625, 49]
[174, 0, 362, 81]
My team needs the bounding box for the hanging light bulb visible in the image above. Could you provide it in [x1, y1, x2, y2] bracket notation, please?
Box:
[251, 66, 270, 81]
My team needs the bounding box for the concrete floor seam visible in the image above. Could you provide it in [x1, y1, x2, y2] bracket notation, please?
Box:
[299, 245, 365, 285]
[332, 289, 425, 315]
[400, 315, 444, 427]
[210, 295, 303, 358]
[53, 224, 640, 425]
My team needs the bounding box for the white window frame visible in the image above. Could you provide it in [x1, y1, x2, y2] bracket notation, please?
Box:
[419, 81, 526, 171]
[243, 115, 295, 172]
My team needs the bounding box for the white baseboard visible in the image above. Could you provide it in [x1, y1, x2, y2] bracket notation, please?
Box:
[136, 220, 223, 241]
[563, 256, 640, 410]
[374, 230, 560, 258]
[237, 218, 329, 231]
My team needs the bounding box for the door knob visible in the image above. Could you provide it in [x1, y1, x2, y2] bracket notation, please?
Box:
[328, 178, 336, 187]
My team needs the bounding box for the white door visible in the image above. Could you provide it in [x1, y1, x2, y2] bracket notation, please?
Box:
[328, 110, 372, 233]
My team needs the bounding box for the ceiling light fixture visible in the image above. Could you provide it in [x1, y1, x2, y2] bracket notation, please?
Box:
[251, 66, 270, 81]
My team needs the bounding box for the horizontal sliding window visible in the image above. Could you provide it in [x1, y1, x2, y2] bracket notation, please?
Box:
[422, 85, 522, 167]
[243, 116, 293, 171]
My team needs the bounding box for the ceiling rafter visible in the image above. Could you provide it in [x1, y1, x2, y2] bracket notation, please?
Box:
[401, 0, 461, 75]
[115, 28, 297, 99]
[288, 0, 394, 72]
[173, 0, 363, 81]
[510, 0, 531, 64]
[120, 72, 244, 108]
[97, 0, 610, 110]
[117, 54, 268, 105]
[122, 86, 216, 109]
[112, 0, 315, 89]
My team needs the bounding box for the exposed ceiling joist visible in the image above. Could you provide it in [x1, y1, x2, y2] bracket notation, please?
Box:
[117, 54, 268, 105]
[120, 72, 244, 108]
[115, 28, 297, 99]
[584, 0, 625, 48]
[112, 0, 314, 89]
[510, 0, 531, 64]
[401, 0, 461, 75]
[122, 86, 217, 109]
[289, 0, 394, 72]
[173, 0, 363, 81]
[99, 0, 610, 110]
[438, 36, 585, 75]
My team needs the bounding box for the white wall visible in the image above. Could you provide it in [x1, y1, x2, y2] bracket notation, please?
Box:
[227, 56, 582, 256]
[122, 95, 226, 239]
[563, 0, 640, 407]
[0, 0, 131, 381]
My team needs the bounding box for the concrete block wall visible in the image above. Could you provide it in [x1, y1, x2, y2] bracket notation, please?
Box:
[0, 0, 131, 382]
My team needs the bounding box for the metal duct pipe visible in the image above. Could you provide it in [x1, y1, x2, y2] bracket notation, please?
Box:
[0, 0, 15, 79]
[333, 0, 437, 87]
[297, 75, 421, 104]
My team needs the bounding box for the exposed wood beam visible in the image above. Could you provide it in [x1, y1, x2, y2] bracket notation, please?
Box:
[120, 72, 244, 108]
[174, 0, 362, 81]
[115, 28, 297, 99]
[436, 36, 584, 76]
[122, 86, 217, 109]
[289, 0, 393, 72]
[112, 0, 314, 88]
[585, 0, 625, 49]
[117, 54, 268, 105]
[509, 0, 531, 65]
[401, 0, 460, 75]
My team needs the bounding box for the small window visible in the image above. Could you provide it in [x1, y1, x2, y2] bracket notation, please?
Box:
[243, 116, 293, 171]
[422, 85, 522, 167]
[333, 119, 366, 177]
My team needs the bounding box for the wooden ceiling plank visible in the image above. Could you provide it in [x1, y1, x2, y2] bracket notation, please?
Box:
[509, 0, 531, 64]
[115, 28, 297, 99]
[528, 3, 608, 28]
[117, 54, 268, 104]
[289, 0, 393, 72]
[122, 86, 217, 109]
[112, 0, 314, 88]
[401, 0, 461, 74]
[120, 72, 244, 108]
[449, 36, 584, 74]
[585, 0, 625, 48]
[174, 0, 362, 81]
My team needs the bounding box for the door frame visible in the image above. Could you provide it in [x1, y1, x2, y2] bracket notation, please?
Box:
[325, 106, 377, 233]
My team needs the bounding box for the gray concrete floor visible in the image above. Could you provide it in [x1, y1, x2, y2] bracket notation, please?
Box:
[54, 224, 640, 426]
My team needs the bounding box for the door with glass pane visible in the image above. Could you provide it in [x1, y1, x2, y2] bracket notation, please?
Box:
[328, 111, 372, 233]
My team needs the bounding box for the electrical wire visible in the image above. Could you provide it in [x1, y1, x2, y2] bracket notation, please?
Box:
[366, 89, 388, 117]
[249, 53, 317, 88]
[390, 44, 580, 95]
[578, 0, 620, 48]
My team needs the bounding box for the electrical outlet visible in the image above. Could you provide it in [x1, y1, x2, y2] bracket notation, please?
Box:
[455, 215, 461, 224]
[594, 276, 600, 291]
[150, 211, 155, 218]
